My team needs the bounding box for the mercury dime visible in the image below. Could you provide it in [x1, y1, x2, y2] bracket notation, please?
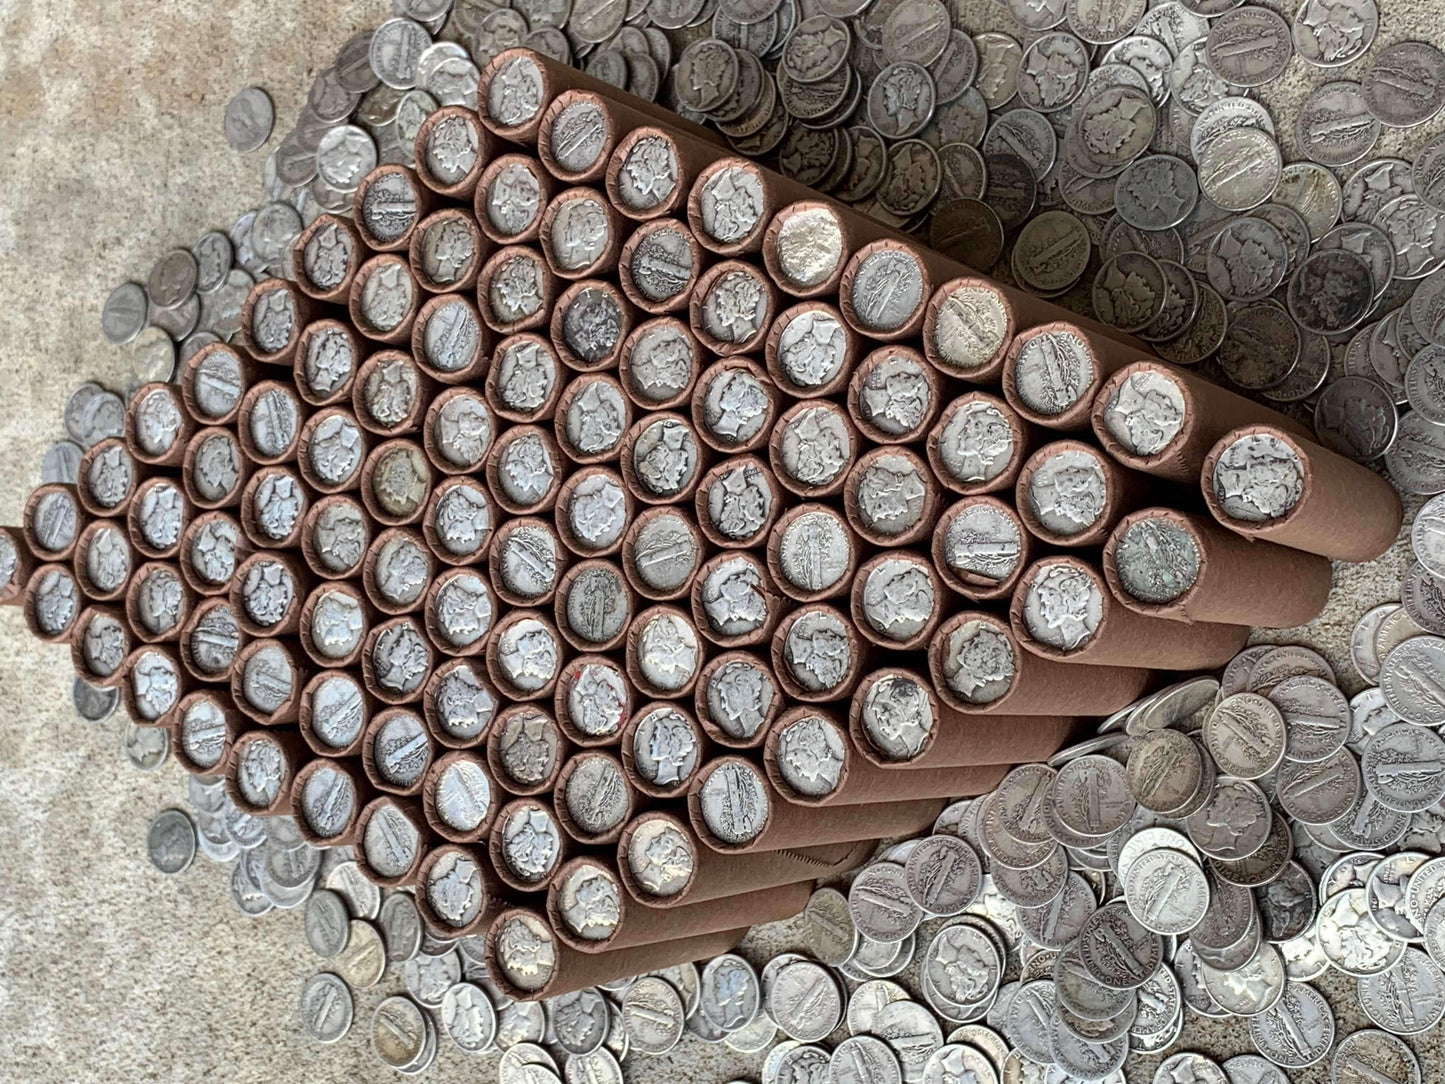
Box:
[1331, 1029, 1422, 1084]
[1363, 41, 1445, 128]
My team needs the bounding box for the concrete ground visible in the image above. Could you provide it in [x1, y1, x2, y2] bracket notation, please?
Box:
[0, 1, 1442, 1082]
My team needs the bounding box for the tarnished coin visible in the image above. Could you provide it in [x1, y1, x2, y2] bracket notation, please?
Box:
[300, 972, 354, 1044]
[146, 808, 196, 875]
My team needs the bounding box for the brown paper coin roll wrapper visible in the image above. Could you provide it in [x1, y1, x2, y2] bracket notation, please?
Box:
[414, 106, 494, 200]
[764, 301, 860, 401]
[1102, 507, 1332, 628]
[478, 49, 723, 149]
[848, 667, 1078, 768]
[769, 399, 859, 501]
[22, 564, 83, 643]
[694, 456, 781, 550]
[476, 245, 558, 336]
[689, 261, 778, 357]
[180, 511, 250, 596]
[487, 703, 570, 797]
[694, 651, 782, 750]
[178, 596, 248, 684]
[182, 344, 258, 428]
[171, 691, 243, 777]
[293, 319, 366, 408]
[1, 525, 35, 606]
[362, 527, 433, 616]
[124, 560, 194, 645]
[360, 706, 437, 798]
[1015, 439, 1147, 549]
[241, 278, 312, 367]
[837, 240, 931, 343]
[618, 317, 703, 413]
[413, 843, 509, 938]
[770, 602, 867, 704]
[551, 278, 636, 371]
[554, 559, 636, 653]
[299, 580, 372, 670]
[354, 795, 432, 888]
[352, 349, 433, 438]
[484, 904, 747, 1002]
[476, 154, 555, 246]
[761, 201, 855, 299]
[229, 638, 307, 726]
[227, 727, 309, 816]
[1200, 424, 1403, 563]
[619, 701, 709, 800]
[235, 380, 306, 467]
[423, 566, 498, 659]
[763, 707, 1009, 808]
[409, 209, 490, 298]
[360, 439, 433, 529]
[555, 654, 632, 748]
[239, 467, 310, 553]
[844, 446, 941, 548]
[687, 755, 945, 854]
[555, 373, 633, 465]
[927, 392, 1034, 498]
[548, 856, 812, 955]
[605, 125, 723, 223]
[615, 810, 872, 908]
[117, 643, 189, 725]
[487, 333, 566, 425]
[72, 518, 129, 602]
[486, 613, 565, 705]
[618, 220, 706, 317]
[231, 550, 310, 638]
[362, 616, 434, 707]
[1001, 321, 1159, 431]
[620, 505, 705, 604]
[488, 516, 567, 606]
[76, 439, 143, 520]
[922, 277, 1018, 384]
[422, 750, 501, 844]
[538, 186, 625, 279]
[422, 658, 497, 751]
[300, 494, 374, 582]
[352, 165, 433, 253]
[1090, 360, 1314, 484]
[127, 477, 193, 560]
[553, 752, 637, 846]
[691, 360, 780, 459]
[292, 215, 367, 305]
[348, 254, 421, 346]
[410, 293, 491, 384]
[300, 668, 373, 759]
[687, 158, 839, 258]
[489, 796, 574, 893]
[690, 550, 782, 649]
[626, 604, 706, 701]
[766, 504, 859, 604]
[930, 610, 1150, 716]
[849, 551, 943, 651]
[182, 427, 251, 511]
[556, 465, 633, 557]
[23, 484, 82, 563]
[290, 755, 369, 847]
[422, 391, 495, 481]
[932, 497, 1032, 603]
[1009, 555, 1250, 669]
[847, 345, 942, 446]
[125, 382, 194, 468]
[70, 605, 132, 686]
[296, 407, 369, 496]
[488, 425, 567, 519]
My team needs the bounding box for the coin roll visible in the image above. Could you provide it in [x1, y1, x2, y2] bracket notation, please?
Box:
[1104, 507, 1333, 629]
[843, 447, 941, 548]
[931, 497, 1032, 603]
[71, 518, 130, 603]
[686, 754, 944, 854]
[615, 809, 872, 909]
[605, 125, 722, 224]
[298, 580, 371, 670]
[926, 392, 1034, 498]
[76, 439, 144, 520]
[410, 293, 491, 384]
[0, 525, 34, 606]
[538, 186, 625, 279]
[1091, 360, 1315, 485]
[1001, 321, 1158, 433]
[1015, 440, 1147, 549]
[770, 603, 868, 704]
[1009, 555, 1251, 669]
[421, 750, 500, 844]
[299, 494, 374, 581]
[848, 551, 943, 652]
[352, 165, 434, 254]
[226, 725, 308, 815]
[125, 382, 194, 468]
[348, 254, 421, 346]
[483, 903, 746, 1002]
[170, 690, 243, 777]
[289, 755, 369, 847]
[487, 796, 573, 893]
[241, 278, 311, 366]
[118, 642, 189, 724]
[761, 201, 854, 300]
[414, 106, 494, 200]
[179, 511, 250, 596]
[292, 215, 367, 305]
[762, 706, 1008, 808]
[617, 221, 705, 317]
[847, 667, 1077, 769]
[353, 795, 432, 888]
[689, 158, 839, 258]
[298, 669, 373, 759]
[70, 605, 132, 686]
[183, 427, 252, 511]
[230, 637, 307, 725]
[124, 561, 195, 645]
[547, 855, 811, 954]
[476, 245, 559, 336]
[922, 278, 1018, 383]
[360, 707, 437, 798]
[412, 843, 507, 938]
[689, 551, 782, 650]
[420, 658, 498, 752]
[552, 751, 636, 846]
[766, 504, 860, 605]
[928, 610, 1151, 717]
[486, 702, 569, 794]
[231, 550, 310, 637]
[409, 208, 490, 298]
[1200, 424, 1403, 562]
[554, 655, 633, 748]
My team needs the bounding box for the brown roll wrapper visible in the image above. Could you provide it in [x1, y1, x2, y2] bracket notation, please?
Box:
[1199, 424, 1403, 563]
[292, 215, 367, 304]
[1, 525, 35, 605]
[618, 220, 706, 317]
[694, 456, 781, 550]
[691, 360, 780, 460]
[930, 609, 1152, 716]
[182, 427, 251, 511]
[241, 278, 311, 367]
[486, 333, 565, 425]
[1009, 555, 1250, 669]
[538, 186, 625, 279]
[487, 703, 570, 796]
[290, 755, 369, 847]
[619, 700, 709, 800]
[766, 503, 859, 604]
[422, 565, 497, 659]
[170, 691, 243, 777]
[408, 208, 490, 297]
[422, 390, 495, 480]
[359, 438, 433, 529]
[239, 466, 311, 552]
[299, 668, 374, 759]
[24, 484, 82, 563]
[296, 407, 368, 495]
[489, 796, 573, 893]
[483, 905, 747, 1002]
[844, 446, 941, 548]
[421, 750, 501, 844]
[551, 278, 636, 372]
[354, 795, 432, 888]
[849, 666, 1078, 768]
[555, 463, 634, 556]
[177, 595, 247, 684]
[413, 106, 494, 200]
[70, 605, 132, 686]
[837, 239, 930, 343]
[229, 638, 307, 726]
[1103, 507, 1332, 628]
[690, 550, 782, 649]
[770, 602, 867, 704]
[76, 438, 143, 520]
[927, 391, 1034, 498]
[615, 810, 872, 907]
[181, 342, 257, 426]
[932, 496, 1032, 603]
[849, 550, 943, 651]
[413, 843, 509, 938]
[847, 345, 942, 446]
[605, 125, 722, 222]
[123, 560, 194, 645]
[72, 518, 129, 602]
[179, 511, 250, 596]
[617, 317, 702, 413]
[475, 155, 555, 246]
[352, 165, 434, 253]
[22, 563, 84, 644]
[300, 494, 374, 582]
[555, 372, 633, 465]
[769, 398, 859, 500]
[1090, 360, 1314, 484]
[1002, 321, 1158, 431]
[125, 382, 194, 468]
[555, 654, 631, 748]
[488, 515, 567, 605]
[421, 657, 498, 751]
[687, 755, 945, 854]
[687, 158, 840, 257]
[764, 300, 859, 401]
[1015, 439, 1148, 548]
[359, 706, 436, 798]
[552, 751, 637, 846]
[362, 526, 433, 616]
[626, 604, 706, 700]
[348, 254, 421, 345]
[298, 579, 372, 670]
[410, 292, 491, 383]
[293, 319, 366, 408]
[126, 478, 192, 561]
[230, 550, 310, 638]
[694, 650, 782, 750]
[620, 504, 705, 603]
[117, 643, 189, 725]
[235, 380, 306, 467]
[689, 261, 778, 356]
[554, 558, 636, 653]
[761, 201, 853, 299]
[352, 349, 432, 438]
[476, 244, 558, 335]
[226, 726, 308, 816]
[921, 277, 1019, 383]
[361, 616, 435, 706]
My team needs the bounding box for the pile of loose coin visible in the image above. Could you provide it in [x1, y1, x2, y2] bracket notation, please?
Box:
[5, 0, 1445, 1078]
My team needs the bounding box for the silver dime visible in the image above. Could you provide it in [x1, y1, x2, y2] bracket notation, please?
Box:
[299, 972, 354, 1044]
[147, 808, 196, 875]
